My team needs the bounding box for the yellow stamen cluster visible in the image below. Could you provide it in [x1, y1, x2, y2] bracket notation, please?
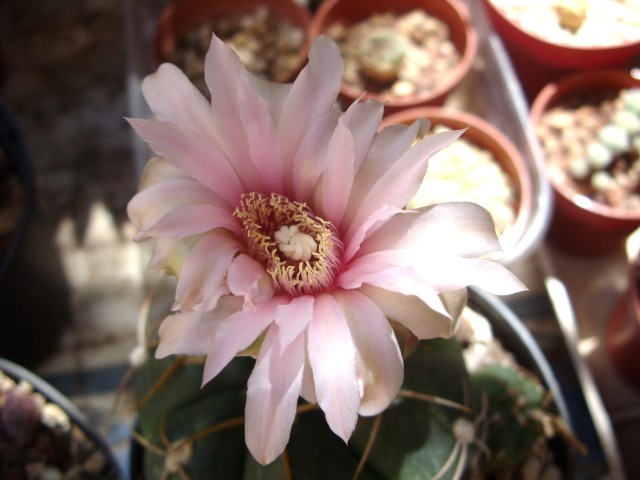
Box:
[234, 192, 343, 296]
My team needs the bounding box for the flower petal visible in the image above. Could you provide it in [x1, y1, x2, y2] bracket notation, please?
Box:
[344, 248, 525, 299]
[316, 106, 356, 225]
[175, 232, 241, 311]
[128, 177, 223, 240]
[339, 260, 449, 317]
[333, 290, 403, 416]
[204, 34, 266, 192]
[245, 325, 305, 465]
[359, 202, 502, 258]
[146, 204, 240, 238]
[347, 128, 462, 241]
[360, 284, 465, 339]
[274, 295, 314, 348]
[291, 107, 340, 201]
[343, 205, 406, 262]
[127, 118, 244, 204]
[307, 293, 360, 442]
[227, 254, 275, 310]
[202, 297, 286, 384]
[278, 36, 343, 174]
[155, 296, 243, 358]
[141, 62, 213, 139]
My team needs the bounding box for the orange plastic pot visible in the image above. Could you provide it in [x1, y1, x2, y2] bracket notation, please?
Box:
[153, 0, 311, 79]
[381, 107, 534, 264]
[530, 70, 640, 256]
[308, 0, 477, 114]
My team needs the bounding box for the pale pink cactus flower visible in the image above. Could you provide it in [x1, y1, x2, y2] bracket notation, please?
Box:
[127, 34, 525, 465]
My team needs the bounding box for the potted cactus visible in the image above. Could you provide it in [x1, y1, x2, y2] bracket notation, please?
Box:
[481, 0, 640, 100]
[307, 0, 478, 114]
[0, 358, 127, 479]
[153, 0, 311, 93]
[532, 70, 640, 255]
[129, 289, 578, 479]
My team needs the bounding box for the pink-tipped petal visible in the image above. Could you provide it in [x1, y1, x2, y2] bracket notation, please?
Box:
[156, 296, 243, 358]
[127, 118, 244, 204]
[175, 232, 241, 311]
[146, 204, 239, 238]
[334, 290, 403, 416]
[291, 107, 340, 201]
[307, 294, 360, 442]
[204, 35, 265, 192]
[347, 99, 385, 171]
[128, 178, 222, 239]
[274, 295, 314, 348]
[227, 254, 275, 310]
[347, 129, 462, 239]
[245, 325, 305, 465]
[202, 298, 285, 384]
[278, 36, 343, 172]
[317, 107, 356, 225]
[141, 63, 213, 139]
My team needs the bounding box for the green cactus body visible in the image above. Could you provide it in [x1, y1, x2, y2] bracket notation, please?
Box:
[132, 331, 568, 479]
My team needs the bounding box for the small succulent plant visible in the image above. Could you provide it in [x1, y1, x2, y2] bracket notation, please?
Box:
[568, 88, 640, 199]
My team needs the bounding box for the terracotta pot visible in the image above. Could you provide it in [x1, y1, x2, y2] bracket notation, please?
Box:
[606, 255, 640, 390]
[381, 107, 534, 264]
[482, 0, 640, 70]
[481, 0, 640, 101]
[308, 0, 477, 114]
[530, 70, 640, 256]
[153, 0, 311, 81]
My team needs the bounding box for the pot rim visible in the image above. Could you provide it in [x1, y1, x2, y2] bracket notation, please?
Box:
[481, 0, 640, 55]
[0, 357, 128, 479]
[308, 0, 478, 109]
[153, 0, 312, 73]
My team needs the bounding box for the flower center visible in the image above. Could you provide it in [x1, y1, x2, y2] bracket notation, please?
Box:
[234, 192, 343, 296]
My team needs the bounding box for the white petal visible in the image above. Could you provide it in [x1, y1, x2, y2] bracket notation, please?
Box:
[334, 290, 403, 416]
[274, 295, 314, 348]
[245, 325, 305, 465]
[175, 232, 241, 311]
[278, 36, 343, 174]
[203, 35, 265, 192]
[155, 296, 243, 358]
[202, 297, 286, 384]
[359, 202, 502, 258]
[307, 293, 360, 442]
[360, 285, 464, 340]
[142, 63, 213, 139]
[347, 129, 462, 242]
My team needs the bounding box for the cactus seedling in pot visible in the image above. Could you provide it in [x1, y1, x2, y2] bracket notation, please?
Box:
[566, 88, 640, 209]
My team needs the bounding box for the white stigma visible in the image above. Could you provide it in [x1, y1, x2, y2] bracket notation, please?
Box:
[274, 225, 318, 261]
